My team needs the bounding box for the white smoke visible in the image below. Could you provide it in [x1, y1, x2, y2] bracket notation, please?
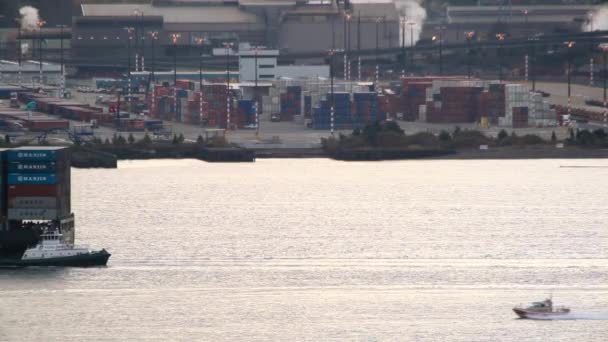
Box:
[19, 6, 40, 31]
[582, 6, 608, 32]
[395, 0, 427, 46]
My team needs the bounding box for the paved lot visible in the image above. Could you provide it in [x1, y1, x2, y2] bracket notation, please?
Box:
[8, 80, 608, 147]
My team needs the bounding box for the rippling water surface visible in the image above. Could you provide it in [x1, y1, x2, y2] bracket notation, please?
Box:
[1, 159, 607, 341]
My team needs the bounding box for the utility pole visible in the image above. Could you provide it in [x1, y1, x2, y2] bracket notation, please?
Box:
[126, 27, 134, 109]
[375, 17, 380, 85]
[432, 26, 444, 76]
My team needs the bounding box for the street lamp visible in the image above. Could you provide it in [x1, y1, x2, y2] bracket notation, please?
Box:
[357, 13, 361, 81]
[601, 44, 608, 127]
[432, 26, 445, 76]
[400, 18, 406, 78]
[57, 24, 67, 97]
[170, 33, 181, 86]
[194, 37, 205, 90]
[150, 31, 158, 84]
[344, 13, 351, 81]
[328, 48, 336, 135]
[37, 19, 46, 87]
[523, 9, 530, 83]
[252, 45, 260, 136]
[15, 19, 21, 86]
[223, 41, 234, 129]
[125, 27, 134, 102]
[407, 20, 416, 76]
[375, 17, 381, 85]
[496, 33, 506, 82]
[465, 31, 475, 79]
[565, 41, 575, 117]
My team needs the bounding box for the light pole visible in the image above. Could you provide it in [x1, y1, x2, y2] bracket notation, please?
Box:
[375, 17, 381, 85]
[37, 19, 46, 87]
[401, 19, 406, 77]
[329, 48, 335, 135]
[16, 20, 21, 87]
[344, 13, 351, 81]
[125, 27, 134, 105]
[58, 24, 67, 97]
[170, 33, 181, 121]
[407, 21, 416, 75]
[357, 12, 361, 81]
[601, 44, 608, 127]
[170, 33, 181, 86]
[150, 31, 158, 84]
[432, 26, 444, 76]
[496, 33, 506, 82]
[195, 37, 205, 90]
[565, 41, 575, 117]
[465, 31, 475, 79]
[223, 41, 234, 130]
[252, 45, 260, 136]
[523, 9, 529, 83]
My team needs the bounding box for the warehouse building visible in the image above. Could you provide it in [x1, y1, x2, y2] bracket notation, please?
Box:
[71, 0, 400, 66]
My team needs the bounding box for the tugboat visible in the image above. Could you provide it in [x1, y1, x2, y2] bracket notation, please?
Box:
[0, 229, 110, 267]
[513, 297, 570, 319]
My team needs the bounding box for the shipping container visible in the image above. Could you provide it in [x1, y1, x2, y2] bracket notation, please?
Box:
[7, 208, 58, 220]
[8, 173, 57, 185]
[8, 196, 58, 209]
[8, 161, 56, 173]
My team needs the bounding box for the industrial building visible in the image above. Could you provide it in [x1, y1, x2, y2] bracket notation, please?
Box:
[71, 0, 400, 66]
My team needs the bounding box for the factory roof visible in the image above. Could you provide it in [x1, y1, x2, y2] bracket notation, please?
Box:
[81, 4, 261, 24]
[351, 2, 399, 21]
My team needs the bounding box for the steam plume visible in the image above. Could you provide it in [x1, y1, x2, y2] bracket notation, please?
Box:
[19, 6, 40, 31]
[582, 6, 608, 32]
[395, 0, 427, 46]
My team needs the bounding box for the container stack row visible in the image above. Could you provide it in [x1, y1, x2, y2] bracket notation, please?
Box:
[279, 86, 302, 121]
[312, 92, 386, 130]
[4, 147, 71, 221]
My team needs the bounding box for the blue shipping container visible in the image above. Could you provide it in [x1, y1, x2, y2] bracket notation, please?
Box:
[8, 173, 57, 185]
[8, 162, 56, 173]
[7, 149, 59, 162]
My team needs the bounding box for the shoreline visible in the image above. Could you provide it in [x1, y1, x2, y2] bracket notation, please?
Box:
[71, 145, 608, 168]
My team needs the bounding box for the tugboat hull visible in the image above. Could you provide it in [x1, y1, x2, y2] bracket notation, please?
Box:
[513, 308, 570, 319]
[0, 249, 110, 267]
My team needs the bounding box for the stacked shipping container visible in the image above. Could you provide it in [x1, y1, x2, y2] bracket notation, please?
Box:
[5, 147, 70, 221]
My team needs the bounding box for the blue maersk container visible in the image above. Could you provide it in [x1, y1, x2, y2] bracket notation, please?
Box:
[8, 173, 57, 185]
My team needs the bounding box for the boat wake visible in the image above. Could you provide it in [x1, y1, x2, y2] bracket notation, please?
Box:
[524, 312, 608, 320]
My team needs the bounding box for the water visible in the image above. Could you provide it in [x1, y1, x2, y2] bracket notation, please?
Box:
[1, 159, 607, 341]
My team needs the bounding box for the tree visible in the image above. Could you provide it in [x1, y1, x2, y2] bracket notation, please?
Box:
[141, 133, 152, 145]
[172, 134, 179, 144]
[196, 135, 204, 144]
[497, 129, 508, 141]
[178, 133, 185, 143]
[104, 138, 111, 145]
[569, 128, 575, 141]
[128, 133, 135, 144]
[438, 130, 451, 142]
[551, 131, 557, 142]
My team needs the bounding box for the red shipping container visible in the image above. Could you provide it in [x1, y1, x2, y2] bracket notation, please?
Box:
[8, 184, 62, 197]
